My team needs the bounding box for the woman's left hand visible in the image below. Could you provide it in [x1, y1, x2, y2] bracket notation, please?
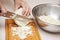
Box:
[0, 2, 7, 16]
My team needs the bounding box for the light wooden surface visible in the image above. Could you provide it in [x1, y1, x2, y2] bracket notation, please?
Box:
[5, 19, 41, 40]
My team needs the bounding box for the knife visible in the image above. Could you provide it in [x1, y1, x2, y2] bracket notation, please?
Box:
[0, 11, 32, 26]
[0, 11, 31, 19]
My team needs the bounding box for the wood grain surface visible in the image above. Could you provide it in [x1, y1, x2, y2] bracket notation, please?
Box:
[5, 19, 41, 40]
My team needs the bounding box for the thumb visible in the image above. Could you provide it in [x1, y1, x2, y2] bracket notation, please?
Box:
[0, 4, 7, 13]
[14, 4, 20, 10]
[1, 5, 7, 13]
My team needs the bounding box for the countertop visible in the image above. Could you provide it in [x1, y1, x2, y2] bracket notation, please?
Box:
[0, 0, 60, 40]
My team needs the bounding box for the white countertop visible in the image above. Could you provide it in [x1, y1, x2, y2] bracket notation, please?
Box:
[0, 0, 60, 40]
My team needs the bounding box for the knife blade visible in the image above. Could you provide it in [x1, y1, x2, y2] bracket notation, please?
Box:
[0, 11, 32, 26]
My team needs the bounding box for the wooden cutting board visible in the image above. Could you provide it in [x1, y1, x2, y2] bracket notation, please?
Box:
[5, 19, 41, 40]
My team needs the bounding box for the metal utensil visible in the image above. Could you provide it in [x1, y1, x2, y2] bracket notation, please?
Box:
[0, 11, 31, 26]
[32, 4, 60, 34]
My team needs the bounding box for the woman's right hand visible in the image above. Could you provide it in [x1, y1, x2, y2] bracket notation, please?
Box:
[0, 2, 7, 16]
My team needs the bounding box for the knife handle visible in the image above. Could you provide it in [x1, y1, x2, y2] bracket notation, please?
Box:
[0, 11, 16, 18]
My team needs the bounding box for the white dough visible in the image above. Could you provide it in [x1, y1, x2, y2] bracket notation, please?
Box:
[39, 16, 60, 25]
[14, 8, 31, 26]
[14, 8, 23, 15]
[11, 26, 32, 40]
[14, 18, 31, 27]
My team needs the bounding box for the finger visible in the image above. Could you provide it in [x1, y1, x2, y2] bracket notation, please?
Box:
[22, 9, 29, 16]
[22, 8, 26, 15]
[0, 13, 5, 16]
[1, 7, 7, 13]
[0, 3, 7, 16]
[22, 6, 28, 15]
[25, 10, 29, 16]
[26, 8, 30, 16]
[26, 11, 30, 16]
[14, 0, 22, 11]
[14, 4, 20, 10]
[0, 3, 7, 13]
[27, 7, 31, 16]
[24, 8, 30, 16]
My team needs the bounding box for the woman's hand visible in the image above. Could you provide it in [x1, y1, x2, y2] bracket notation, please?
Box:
[14, 0, 30, 16]
[0, 2, 7, 16]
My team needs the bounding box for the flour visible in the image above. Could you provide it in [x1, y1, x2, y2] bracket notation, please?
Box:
[14, 8, 31, 26]
[39, 16, 60, 25]
[11, 26, 32, 40]
[14, 8, 23, 15]
[14, 18, 31, 27]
